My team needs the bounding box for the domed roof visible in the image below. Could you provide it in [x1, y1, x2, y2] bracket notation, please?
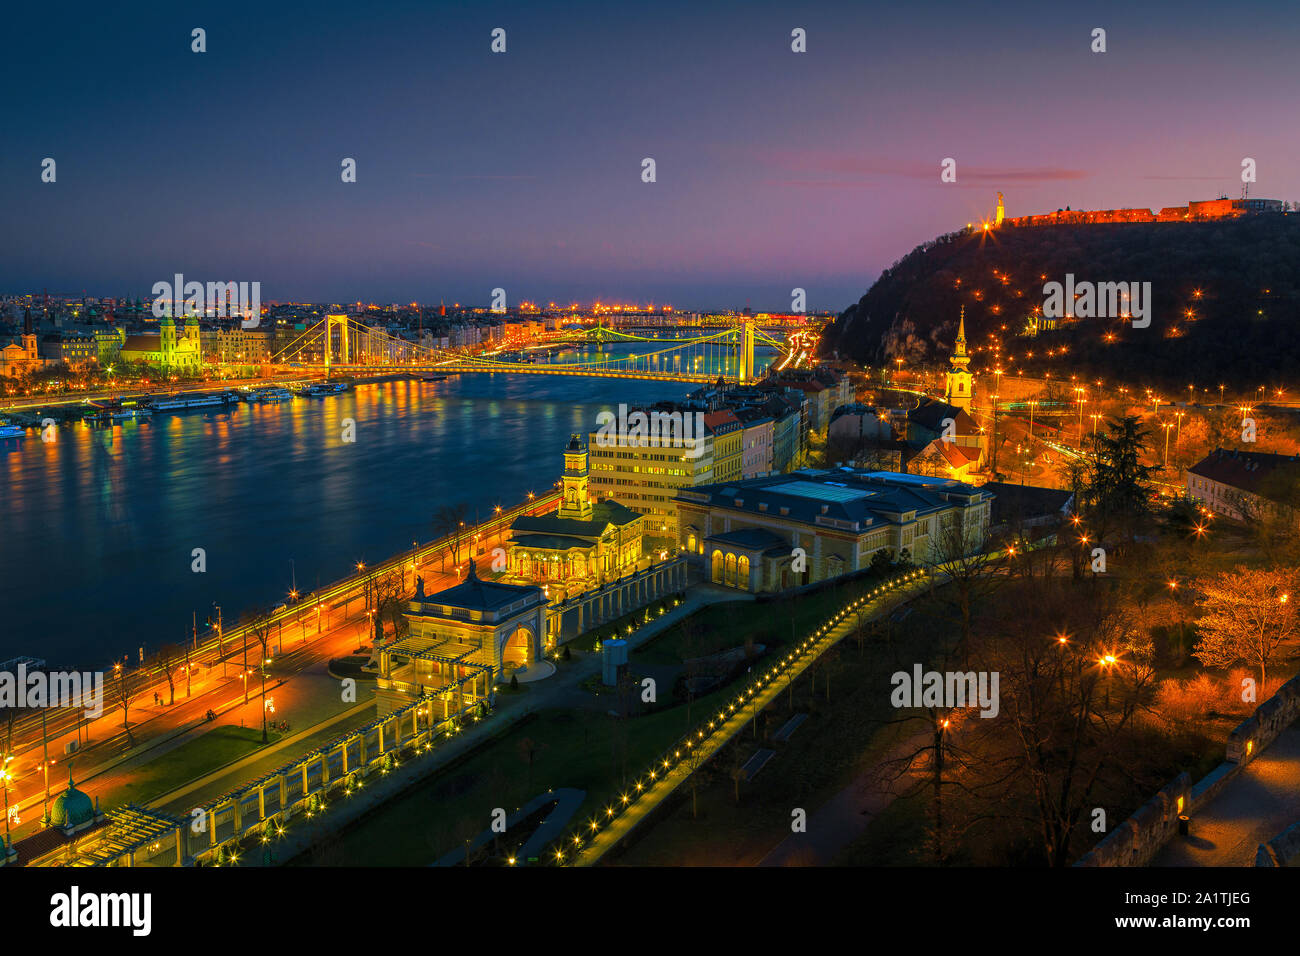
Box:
[48, 774, 94, 829]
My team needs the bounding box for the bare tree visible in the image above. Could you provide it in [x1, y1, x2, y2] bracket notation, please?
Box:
[1193, 567, 1300, 689]
[1227, 480, 1300, 566]
[924, 516, 1005, 660]
[113, 659, 134, 746]
[242, 607, 277, 744]
[373, 569, 410, 644]
[433, 504, 469, 571]
[979, 581, 1156, 865]
[158, 643, 182, 706]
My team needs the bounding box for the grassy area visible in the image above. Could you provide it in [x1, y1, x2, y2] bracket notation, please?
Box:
[317, 683, 740, 866]
[304, 572, 897, 866]
[609, 606, 954, 865]
[97, 725, 278, 809]
[635, 573, 887, 668]
[833, 790, 931, 865]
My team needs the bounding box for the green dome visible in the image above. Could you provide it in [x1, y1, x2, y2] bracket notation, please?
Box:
[49, 777, 94, 829]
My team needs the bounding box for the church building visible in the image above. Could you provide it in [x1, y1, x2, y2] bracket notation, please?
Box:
[118, 315, 203, 370]
[943, 306, 973, 412]
[0, 309, 46, 378]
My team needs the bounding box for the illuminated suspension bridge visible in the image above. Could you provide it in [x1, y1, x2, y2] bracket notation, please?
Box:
[264, 315, 803, 385]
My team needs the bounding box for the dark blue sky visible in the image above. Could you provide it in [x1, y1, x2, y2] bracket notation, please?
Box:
[3, 0, 1298, 310]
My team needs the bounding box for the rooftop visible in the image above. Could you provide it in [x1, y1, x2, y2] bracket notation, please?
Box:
[678, 468, 989, 532]
[1188, 448, 1300, 501]
[411, 560, 543, 614]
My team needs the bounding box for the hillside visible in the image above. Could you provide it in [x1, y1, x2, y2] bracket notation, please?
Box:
[822, 216, 1300, 390]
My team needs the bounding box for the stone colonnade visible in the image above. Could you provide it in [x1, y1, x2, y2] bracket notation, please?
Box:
[550, 557, 687, 644]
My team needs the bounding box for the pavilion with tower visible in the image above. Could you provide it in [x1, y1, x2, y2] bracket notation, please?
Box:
[504, 434, 645, 599]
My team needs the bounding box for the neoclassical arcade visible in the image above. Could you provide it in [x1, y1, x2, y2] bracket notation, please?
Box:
[373, 561, 548, 713]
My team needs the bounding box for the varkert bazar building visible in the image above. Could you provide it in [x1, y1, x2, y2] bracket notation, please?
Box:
[676, 469, 992, 593]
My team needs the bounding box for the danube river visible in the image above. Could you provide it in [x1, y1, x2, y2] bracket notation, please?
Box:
[0, 344, 773, 666]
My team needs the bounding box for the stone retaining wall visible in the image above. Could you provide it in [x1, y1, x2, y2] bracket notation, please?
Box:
[1076, 673, 1300, 867]
[1256, 820, 1300, 867]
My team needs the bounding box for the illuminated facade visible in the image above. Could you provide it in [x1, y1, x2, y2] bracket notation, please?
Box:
[506, 435, 645, 596]
[676, 469, 992, 593]
[1001, 195, 1288, 228]
[118, 316, 203, 370]
[943, 307, 973, 412]
[0, 309, 45, 377]
[377, 561, 547, 708]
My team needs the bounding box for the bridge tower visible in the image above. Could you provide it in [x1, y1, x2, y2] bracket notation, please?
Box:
[324, 314, 349, 374]
[736, 318, 755, 384]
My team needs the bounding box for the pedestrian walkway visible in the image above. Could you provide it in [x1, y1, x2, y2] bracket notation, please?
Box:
[760, 729, 929, 866]
[431, 788, 586, 866]
[1153, 725, 1300, 867]
[574, 572, 932, 866]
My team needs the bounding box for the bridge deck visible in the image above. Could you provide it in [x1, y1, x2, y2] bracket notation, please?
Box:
[321, 364, 727, 384]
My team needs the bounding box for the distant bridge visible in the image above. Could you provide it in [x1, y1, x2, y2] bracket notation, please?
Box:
[255, 315, 805, 385]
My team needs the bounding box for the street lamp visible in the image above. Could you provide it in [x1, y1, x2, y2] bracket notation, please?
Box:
[1, 755, 13, 847]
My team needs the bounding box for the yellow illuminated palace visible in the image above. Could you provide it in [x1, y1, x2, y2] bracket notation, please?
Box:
[505, 435, 645, 596]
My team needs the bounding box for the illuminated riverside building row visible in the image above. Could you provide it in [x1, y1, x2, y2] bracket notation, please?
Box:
[585, 375, 843, 541]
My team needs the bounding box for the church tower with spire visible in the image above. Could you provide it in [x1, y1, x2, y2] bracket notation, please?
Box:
[944, 306, 973, 413]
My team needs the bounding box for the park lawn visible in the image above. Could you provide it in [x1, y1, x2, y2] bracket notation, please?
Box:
[608, 607, 956, 866]
[317, 682, 743, 867]
[96, 725, 277, 810]
[832, 789, 933, 865]
[634, 572, 888, 667]
[311, 572, 900, 866]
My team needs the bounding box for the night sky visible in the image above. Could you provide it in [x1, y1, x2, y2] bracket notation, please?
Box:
[3, 0, 1298, 311]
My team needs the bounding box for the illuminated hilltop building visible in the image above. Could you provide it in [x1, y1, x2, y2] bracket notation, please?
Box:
[996, 192, 1288, 228]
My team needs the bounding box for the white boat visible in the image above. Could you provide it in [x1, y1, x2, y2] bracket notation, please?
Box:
[0, 424, 24, 439]
[109, 405, 152, 421]
[251, 387, 293, 402]
[299, 381, 349, 396]
[146, 391, 238, 411]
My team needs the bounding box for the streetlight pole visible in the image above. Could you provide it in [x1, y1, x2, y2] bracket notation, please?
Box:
[212, 603, 225, 678]
[1, 755, 12, 848]
[40, 708, 50, 820]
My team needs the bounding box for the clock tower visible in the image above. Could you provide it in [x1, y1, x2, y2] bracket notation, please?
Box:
[558, 434, 594, 522]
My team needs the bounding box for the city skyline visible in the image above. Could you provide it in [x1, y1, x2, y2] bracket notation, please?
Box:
[4, 0, 1300, 309]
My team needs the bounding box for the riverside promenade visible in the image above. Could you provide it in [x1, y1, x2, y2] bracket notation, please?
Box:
[2, 490, 562, 845]
[253, 584, 747, 866]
